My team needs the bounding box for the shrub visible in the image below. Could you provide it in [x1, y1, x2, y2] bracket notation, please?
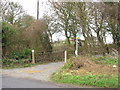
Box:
[2, 58, 31, 68]
[20, 48, 32, 59]
[11, 48, 32, 60]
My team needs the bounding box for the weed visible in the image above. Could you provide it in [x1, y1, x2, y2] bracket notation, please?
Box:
[24, 64, 31, 67]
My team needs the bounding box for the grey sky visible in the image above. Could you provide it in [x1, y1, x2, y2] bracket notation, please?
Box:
[9, 0, 49, 19]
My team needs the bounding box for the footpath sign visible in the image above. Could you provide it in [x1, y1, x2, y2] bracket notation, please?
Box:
[76, 35, 81, 39]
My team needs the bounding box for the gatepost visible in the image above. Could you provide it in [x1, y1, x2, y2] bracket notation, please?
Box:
[32, 50, 35, 64]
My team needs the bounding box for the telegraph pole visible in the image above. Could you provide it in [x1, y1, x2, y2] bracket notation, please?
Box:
[37, 0, 39, 20]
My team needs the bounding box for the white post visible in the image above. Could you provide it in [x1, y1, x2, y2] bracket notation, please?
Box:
[32, 50, 35, 64]
[65, 51, 67, 63]
[75, 38, 78, 57]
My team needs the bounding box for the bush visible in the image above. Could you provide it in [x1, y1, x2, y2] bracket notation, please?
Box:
[11, 48, 32, 60]
[2, 58, 31, 68]
[20, 48, 32, 59]
[2, 59, 13, 65]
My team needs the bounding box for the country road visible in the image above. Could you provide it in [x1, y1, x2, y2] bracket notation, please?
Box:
[1, 62, 118, 89]
[2, 75, 82, 88]
[2, 62, 76, 88]
[2, 62, 64, 81]
[1, 62, 90, 88]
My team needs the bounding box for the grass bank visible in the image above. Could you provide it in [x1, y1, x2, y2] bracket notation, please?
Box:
[51, 55, 118, 88]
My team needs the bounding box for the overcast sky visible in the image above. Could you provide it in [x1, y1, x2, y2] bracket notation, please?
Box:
[8, 0, 118, 18]
[9, 0, 50, 19]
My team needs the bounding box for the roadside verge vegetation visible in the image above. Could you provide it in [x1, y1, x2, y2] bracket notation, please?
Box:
[2, 59, 38, 69]
[51, 55, 118, 88]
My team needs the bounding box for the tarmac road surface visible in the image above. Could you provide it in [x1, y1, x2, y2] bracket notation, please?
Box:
[2, 62, 65, 81]
[2, 75, 82, 88]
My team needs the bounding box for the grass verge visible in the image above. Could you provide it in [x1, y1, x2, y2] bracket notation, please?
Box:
[51, 70, 118, 88]
[93, 55, 118, 65]
[2, 59, 58, 69]
[51, 55, 118, 88]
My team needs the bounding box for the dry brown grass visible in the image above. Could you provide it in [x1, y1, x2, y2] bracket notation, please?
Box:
[68, 56, 118, 76]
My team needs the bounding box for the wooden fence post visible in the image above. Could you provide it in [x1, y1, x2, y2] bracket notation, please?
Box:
[32, 50, 35, 64]
[65, 50, 67, 63]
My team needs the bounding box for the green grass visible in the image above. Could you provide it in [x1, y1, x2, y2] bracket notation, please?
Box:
[94, 56, 118, 65]
[51, 71, 118, 88]
[51, 55, 119, 88]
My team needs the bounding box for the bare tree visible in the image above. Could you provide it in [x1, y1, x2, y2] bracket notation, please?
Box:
[1, 1, 24, 24]
[51, 2, 74, 45]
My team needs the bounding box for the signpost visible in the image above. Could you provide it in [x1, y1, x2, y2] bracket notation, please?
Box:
[75, 34, 80, 57]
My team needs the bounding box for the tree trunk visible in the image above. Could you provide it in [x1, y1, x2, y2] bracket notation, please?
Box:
[82, 27, 88, 53]
[65, 27, 70, 45]
[96, 30, 106, 55]
[66, 37, 70, 45]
